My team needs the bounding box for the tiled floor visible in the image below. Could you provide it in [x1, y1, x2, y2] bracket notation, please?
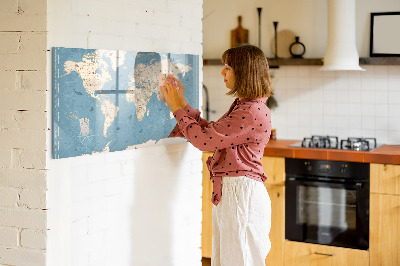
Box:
[202, 257, 211, 266]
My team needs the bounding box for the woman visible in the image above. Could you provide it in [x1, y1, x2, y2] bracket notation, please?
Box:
[161, 44, 273, 266]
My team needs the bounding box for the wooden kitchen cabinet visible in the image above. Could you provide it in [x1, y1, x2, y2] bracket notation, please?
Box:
[370, 193, 400, 266]
[262, 156, 285, 266]
[370, 163, 400, 195]
[370, 163, 400, 266]
[261, 156, 285, 186]
[201, 154, 286, 265]
[284, 241, 369, 266]
[264, 184, 285, 266]
[202, 152, 213, 258]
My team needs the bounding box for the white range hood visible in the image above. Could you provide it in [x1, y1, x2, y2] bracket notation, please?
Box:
[320, 0, 365, 71]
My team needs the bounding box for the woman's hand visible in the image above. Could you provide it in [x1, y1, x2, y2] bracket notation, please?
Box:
[171, 76, 187, 108]
[164, 74, 187, 108]
[161, 77, 185, 113]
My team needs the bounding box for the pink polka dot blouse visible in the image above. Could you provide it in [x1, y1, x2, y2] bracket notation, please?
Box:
[169, 97, 272, 206]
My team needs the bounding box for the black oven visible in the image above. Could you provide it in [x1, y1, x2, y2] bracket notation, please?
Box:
[285, 158, 369, 250]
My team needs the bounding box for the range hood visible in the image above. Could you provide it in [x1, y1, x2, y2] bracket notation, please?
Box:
[320, 0, 365, 71]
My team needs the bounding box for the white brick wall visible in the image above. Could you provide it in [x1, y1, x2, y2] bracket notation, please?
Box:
[0, 0, 48, 265]
[46, 1, 203, 266]
[0, 227, 19, 247]
[21, 229, 47, 250]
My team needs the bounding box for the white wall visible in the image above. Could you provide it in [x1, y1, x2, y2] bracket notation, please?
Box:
[46, 0, 203, 266]
[0, 0, 48, 265]
[203, 0, 400, 145]
[203, 0, 400, 58]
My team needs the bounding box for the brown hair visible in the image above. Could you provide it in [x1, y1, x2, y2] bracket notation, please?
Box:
[221, 44, 273, 99]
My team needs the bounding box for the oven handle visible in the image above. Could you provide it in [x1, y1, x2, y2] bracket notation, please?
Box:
[286, 177, 364, 189]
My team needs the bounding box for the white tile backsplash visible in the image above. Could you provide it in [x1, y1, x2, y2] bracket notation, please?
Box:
[388, 91, 400, 105]
[374, 65, 388, 77]
[336, 103, 349, 116]
[298, 77, 311, 89]
[375, 117, 389, 129]
[285, 66, 299, 77]
[388, 76, 400, 91]
[389, 131, 400, 143]
[362, 116, 375, 130]
[374, 90, 388, 104]
[336, 90, 349, 103]
[389, 104, 400, 117]
[375, 104, 389, 117]
[389, 117, 400, 131]
[388, 66, 400, 76]
[375, 130, 389, 144]
[298, 67, 312, 78]
[336, 115, 348, 129]
[348, 90, 362, 104]
[323, 103, 336, 116]
[374, 77, 388, 91]
[362, 90, 375, 103]
[203, 65, 400, 144]
[286, 77, 299, 89]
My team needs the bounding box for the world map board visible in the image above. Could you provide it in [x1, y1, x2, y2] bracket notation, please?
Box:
[52, 47, 199, 159]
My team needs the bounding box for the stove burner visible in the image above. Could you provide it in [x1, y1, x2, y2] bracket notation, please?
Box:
[301, 135, 339, 149]
[295, 136, 378, 151]
[340, 137, 377, 151]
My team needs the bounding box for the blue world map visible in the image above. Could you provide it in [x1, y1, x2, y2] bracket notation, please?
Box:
[52, 47, 199, 159]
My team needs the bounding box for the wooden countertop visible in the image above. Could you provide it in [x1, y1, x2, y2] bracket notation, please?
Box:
[263, 139, 400, 165]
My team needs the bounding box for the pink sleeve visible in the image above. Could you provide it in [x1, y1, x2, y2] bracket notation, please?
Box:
[169, 104, 210, 137]
[172, 106, 256, 152]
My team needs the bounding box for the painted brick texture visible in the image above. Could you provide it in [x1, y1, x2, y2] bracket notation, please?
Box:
[46, 0, 203, 266]
[0, 0, 48, 265]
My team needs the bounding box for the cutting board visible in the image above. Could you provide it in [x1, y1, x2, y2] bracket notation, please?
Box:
[231, 16, 249, 48]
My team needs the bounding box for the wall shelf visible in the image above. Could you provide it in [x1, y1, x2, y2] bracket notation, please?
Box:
[268, 58, 323, 67]
[359, 57, 400, 65]
[203, 58, 323, 67]
[203, 57, 400, 67]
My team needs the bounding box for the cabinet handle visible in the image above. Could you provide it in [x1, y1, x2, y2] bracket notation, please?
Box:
[314, 252, 335, 257]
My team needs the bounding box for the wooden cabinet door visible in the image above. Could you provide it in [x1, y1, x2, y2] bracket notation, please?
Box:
[264, 184, 284, 266]
[370, 193, 400, 266]
[370, 163, 400, 195]
[201, 152, 213, 258]
[284, 241, 369, 266]
[262, 156, 285, 186]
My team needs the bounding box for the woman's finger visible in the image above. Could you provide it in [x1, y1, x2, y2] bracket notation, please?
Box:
[161, 86, 166, 94]
[173, 77, 183, 88]
[166, 76, 178, 88]
[165, 81, 177, 95]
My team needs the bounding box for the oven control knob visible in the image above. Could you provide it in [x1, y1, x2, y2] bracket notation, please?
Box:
[340, 164, 347, 174]
[304, 162, 312, 171]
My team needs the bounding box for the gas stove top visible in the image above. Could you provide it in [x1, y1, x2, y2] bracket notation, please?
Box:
[289, 135, 381, 151]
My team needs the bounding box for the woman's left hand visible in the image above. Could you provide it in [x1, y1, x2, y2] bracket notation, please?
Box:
[161, 78, 184, 113]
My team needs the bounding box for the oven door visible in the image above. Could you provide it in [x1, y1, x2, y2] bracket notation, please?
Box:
[285, 177, 369, 250]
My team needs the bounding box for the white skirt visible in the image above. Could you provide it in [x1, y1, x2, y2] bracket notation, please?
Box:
[212, 176, 271, 266]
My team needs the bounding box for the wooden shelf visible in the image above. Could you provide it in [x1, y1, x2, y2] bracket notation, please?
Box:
[359, 57, 400, 65]
[268, 58, 323, 67]
[203, 58, 323, 67]
[203, 57, 400, 67]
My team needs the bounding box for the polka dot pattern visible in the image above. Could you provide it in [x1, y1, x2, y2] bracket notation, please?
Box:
[169, 97, 272, 206]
